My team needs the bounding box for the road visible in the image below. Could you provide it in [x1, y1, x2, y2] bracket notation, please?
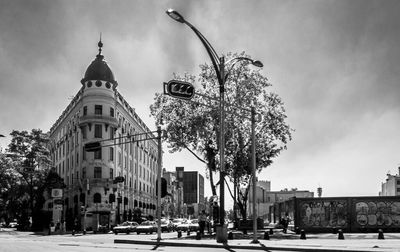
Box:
[0, 229, 273, 252]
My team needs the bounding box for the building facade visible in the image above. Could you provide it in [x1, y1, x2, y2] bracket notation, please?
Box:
[248, 180, 314, 220]
[47, 41, 159, 231]
[379, 167, 400, 196]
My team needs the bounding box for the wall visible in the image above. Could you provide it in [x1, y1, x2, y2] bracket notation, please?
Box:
[272, 196, 400, 233]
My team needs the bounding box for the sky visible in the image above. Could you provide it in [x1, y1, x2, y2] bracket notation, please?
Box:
[1, 0, 400, 208]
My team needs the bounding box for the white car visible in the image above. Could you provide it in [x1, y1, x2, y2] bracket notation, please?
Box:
[136, 221, 157, 234]
[113, 221, 138, 234]
[176, 220, 190, 232]
[171, 218, 184, 231]
[188, 219, 200, 232]
[9, 222, 18, 228]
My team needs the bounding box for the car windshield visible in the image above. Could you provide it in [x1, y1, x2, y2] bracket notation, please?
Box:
[121, 222, 130, 226]
[191, 220, 199, 224]
[141, 221, 151, 225]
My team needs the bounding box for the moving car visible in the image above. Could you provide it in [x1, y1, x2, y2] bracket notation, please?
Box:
[136, 221, 157, 234]
[113, 221, 139, 234]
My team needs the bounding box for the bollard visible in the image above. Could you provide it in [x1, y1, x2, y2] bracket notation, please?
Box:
[300, 229, 306, 240]
[338, 229, 344, 240]
[269, 228, 273, 235]
[187, 230, 191, 236]
[264, 231, 270, 240]
[72, 230, 75, 236]
[196, 231, 201, 240]
[228, 231, 233, 240]
[177, 230, 182, 238]
[378, 229, 384, 240]
[295, 227, 300, 234]
[243, 229, 247, 235]
[332, 227, 337, 234]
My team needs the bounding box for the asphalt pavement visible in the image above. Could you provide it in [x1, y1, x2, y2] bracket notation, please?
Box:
[114, 229, 400, 252]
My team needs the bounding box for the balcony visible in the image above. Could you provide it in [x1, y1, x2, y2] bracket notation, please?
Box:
[78, 114, 118, 128]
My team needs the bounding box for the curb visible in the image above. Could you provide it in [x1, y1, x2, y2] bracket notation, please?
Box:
[114, 239, 376, 252]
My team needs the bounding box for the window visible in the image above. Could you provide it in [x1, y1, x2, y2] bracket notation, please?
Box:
[94, 166, 102, 178]
[110, 107, 114, 117]
[94, 149, 102, 160]
[95, 105, 102, 115]
[110, 127, 114, 140]
[82, 126, 87, 139]
[109, 147, 114, 161]
[94, 124, 102, 138]
[83, 147, 86, 160]
[83, 106, 87, 116]
[93, 193, 101, 203]
[109, 168, 113, 179]
[82, 167, 86, 178]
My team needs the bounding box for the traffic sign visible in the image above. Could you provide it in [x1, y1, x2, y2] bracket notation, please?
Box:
[164, 80, 195, 100]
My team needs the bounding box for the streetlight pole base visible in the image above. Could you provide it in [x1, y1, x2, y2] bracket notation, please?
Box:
[215, 224, 228, 243]
[250, 239, 260, 244]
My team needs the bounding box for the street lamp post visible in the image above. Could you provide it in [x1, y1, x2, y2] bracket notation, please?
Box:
[166, 8, 262, 243]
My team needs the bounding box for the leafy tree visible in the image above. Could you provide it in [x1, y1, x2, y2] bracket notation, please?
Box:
[0, 154, 20, 225]
[4, 129, 51, 229]
[150, 52, 292, 220]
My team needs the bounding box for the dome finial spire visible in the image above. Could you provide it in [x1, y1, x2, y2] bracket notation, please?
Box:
[98, 32, 103, 55]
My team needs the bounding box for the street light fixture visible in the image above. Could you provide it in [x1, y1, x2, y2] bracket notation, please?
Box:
[166, 8, 263, 243]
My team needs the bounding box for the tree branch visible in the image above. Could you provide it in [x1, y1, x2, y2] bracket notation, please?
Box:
[183, 144, 207, 164]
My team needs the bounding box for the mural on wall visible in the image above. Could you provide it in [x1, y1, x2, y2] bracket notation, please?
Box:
[299, 200, 348, 228]
[355, 201, 400, 228]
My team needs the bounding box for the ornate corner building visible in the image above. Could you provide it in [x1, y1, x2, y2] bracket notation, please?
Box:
[47, 40, 159, 231]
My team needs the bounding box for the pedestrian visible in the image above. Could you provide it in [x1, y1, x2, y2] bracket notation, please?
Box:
[198, 210, 207, 235]
[72, 218, 79, 235]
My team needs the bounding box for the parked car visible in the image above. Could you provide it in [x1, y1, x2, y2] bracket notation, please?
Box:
[9, 222, 18, 228]
[160, 219, 173, 232]
[188, 219, 200, 232]
[175, 219, 190, 232]
[136, 221, 157, 234]
[171, 218, 184, 231]
[113, 221, 139, 234]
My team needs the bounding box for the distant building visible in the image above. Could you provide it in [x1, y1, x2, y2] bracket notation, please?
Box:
[248, 180, 314, 219]
[379, 167, 400, 196]
[162, 169, 183, 218]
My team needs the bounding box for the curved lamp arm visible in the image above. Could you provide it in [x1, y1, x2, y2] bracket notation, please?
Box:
[224, 57, 263, 82]
[166, 9, 222, 85]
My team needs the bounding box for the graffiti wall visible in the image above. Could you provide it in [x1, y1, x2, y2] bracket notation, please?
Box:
[298, 199, 348, 230]
[353, 199, 400, 231]
[272, 196, 400, 233]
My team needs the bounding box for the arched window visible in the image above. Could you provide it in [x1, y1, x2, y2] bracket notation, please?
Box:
[93, 193, 101, 203]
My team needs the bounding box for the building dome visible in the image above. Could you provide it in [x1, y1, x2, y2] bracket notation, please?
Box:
[81, 40, 118, 87]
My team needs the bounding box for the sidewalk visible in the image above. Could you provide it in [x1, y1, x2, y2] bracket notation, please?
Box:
[114, 230, 400, 252]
